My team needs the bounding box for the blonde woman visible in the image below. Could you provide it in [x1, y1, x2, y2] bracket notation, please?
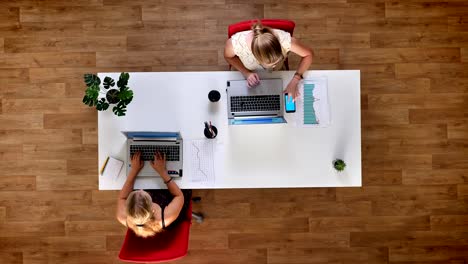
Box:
[224, 21, 313, 100]
[116, 152, 187, 237]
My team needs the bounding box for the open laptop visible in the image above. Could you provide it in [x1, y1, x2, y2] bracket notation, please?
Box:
[226, 78, 286, 125]
[122, 131, 183, 177]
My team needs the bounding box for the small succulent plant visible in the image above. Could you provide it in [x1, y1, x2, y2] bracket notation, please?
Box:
[333, 159, 346, 172]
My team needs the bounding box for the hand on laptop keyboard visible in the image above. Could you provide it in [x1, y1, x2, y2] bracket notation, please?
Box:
[245, 72, 260, 88]
[150, 151, 167, 176]
[130, 151, 144, 173]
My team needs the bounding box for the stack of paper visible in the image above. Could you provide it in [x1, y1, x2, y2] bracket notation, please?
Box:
[295, 77, 331, 127]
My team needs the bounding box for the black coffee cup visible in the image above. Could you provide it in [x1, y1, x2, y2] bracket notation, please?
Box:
[208, 90, 221, 102]
[204, 125, 218, 139]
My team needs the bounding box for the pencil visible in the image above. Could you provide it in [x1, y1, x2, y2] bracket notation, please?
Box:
[100, 156, 110, 175]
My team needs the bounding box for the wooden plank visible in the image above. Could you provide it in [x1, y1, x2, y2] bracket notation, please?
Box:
[361, 109, 409, 125]
[340, 48, 460, 64]
[0, 190, 91, 206]
[20, 6, 141, 22]
[361, 78, 430, 94]
[336, 185, 457, 202]
[65, 220, 126, 236]
[0, 237, 42, 252]
[371, 32, 468, 48]
[0, 37, 3, 53]
[22, 144, 97, 160]
[176, 249, 267, 264]
[403, 169, 468, 185]
[265, 3, 385, 19]
[387, 139, 468, 155]
[0, 52, 95, 68]
[396, 63, 468, 79]
[410, 109, 468, 124]
[372, 200, 468, 216]
[385, 2, 468, 18]
[0, 221, 64, 237]
[6, 0, 102, 6]
[327, 17, 448, 33]
[91, 190, 118, 206]
[449, 16, 468, 32]
[96, 51, 218, 67]
[195, 202, 250, 218]
[29, 67, 152, 83]
[192, 217, 309, 233]
[309, 216, 429, 232]
[41, 236, 106, 251]
[250, 201, 372, 217]
[351, 231, 468, 247]
[290, 19, 327, 36]
[448, 123, 468, 139]
[458, 184, 468, 199]
[22, 251, 119, 264]
[44, 113, 97, 129]
[105, 235, 125, 251]
[462, 47, 467, 62]
[431, 78, 468, 93]
[364, 154, 432, 170]
[362, 124, 447, 140]
[127, 34, 225, 51]
[3, 98, 89, 114]
[36, 174, 97, 191]
[0, 144, 23, 160]
[5, 204, 115, 222]
[0, 22, 84, 38]
[389, 246, 468, 262]
[363, 169, 402, 185]
[213, 188, 336, 203]
[268, 247, 387, 264]
[5, 37, 126, 53]
[67, 158, 97, 175]
[0, 83, 66, 99]
[431, 215, 468, 231]
[300, 33, 370, 48]
[339, 64, 394, 79]
[0, 160, 65, 176]
[142, 4, 263, 21]
[189, 231, 230, 250]
[82, 128, 97, 144]
[23, 129, 82, 144]
[0, 7, 19, 23]
[0, 68, 29, 84]
[0, 175, 36, 191]
[0, 253, 21, 264]
[229, 232, 350, 249]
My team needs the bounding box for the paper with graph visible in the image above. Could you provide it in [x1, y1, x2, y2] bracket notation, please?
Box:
[295, 77, 330, 127]
[187, 139, 215, 185]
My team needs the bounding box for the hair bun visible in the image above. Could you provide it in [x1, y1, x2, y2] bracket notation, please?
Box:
[252, 21, 264, 37]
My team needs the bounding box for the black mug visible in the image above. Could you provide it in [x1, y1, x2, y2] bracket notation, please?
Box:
[208, 90, 221, 102]
[204, 125, 218, 139]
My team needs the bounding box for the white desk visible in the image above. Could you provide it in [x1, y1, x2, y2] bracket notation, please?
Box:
[98, 70, 361, 190]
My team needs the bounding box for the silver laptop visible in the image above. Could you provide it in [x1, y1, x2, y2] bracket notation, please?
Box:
[122, 131, 183, 177]
[226, 79, 287, 125]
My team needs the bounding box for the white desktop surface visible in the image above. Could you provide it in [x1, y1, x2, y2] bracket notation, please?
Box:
[98, 70, 361, 190]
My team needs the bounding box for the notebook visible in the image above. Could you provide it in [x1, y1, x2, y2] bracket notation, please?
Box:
[100, 156, 124, 179]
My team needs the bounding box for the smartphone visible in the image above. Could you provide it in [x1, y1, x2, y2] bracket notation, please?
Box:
[284, 93, 296, 113]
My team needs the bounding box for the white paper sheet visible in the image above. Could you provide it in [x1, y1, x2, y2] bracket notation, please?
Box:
[187, 139, 216, 185]
[294, 77, 331, 127]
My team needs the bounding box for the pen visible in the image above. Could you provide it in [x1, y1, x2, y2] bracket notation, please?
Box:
[100, 156, 110, 175]
[209, 121, 215, 137]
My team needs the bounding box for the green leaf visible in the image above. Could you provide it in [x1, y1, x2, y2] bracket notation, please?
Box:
[103, 76, 115, 89]
[117, 72, 130, 89]
[112, 101, 127, 116]
[85, 86, 99, 99]
[118, 87, 133, 103]
[82, 95, 98, 107]
[84, 74, 100, 87]
[96, 98, 110, 111]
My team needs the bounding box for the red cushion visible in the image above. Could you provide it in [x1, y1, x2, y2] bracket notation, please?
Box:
[228, 19, 295, 38]
[118, 203, 192, 263]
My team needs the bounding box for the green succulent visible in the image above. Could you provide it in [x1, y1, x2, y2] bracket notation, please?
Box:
[333, 159, 346, 172]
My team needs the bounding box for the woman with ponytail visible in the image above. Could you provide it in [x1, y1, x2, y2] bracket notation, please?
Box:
[116, 152, 188, 237]
[224, 21, 313, 100]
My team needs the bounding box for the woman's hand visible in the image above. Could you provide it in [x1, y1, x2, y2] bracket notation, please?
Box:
[284, 77, 301, 101]
[245, 72, 260, 88]
[150, 151, 166, 175]
[130, 151, 144, 174]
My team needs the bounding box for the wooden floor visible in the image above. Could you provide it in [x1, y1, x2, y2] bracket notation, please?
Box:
[0, 0, 468, 263]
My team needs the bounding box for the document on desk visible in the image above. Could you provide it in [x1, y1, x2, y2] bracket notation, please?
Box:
[187, 139, 216, 186]
[294, 77, 331, 127]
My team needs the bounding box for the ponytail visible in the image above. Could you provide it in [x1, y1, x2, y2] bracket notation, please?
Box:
[250, 21, 284, 69]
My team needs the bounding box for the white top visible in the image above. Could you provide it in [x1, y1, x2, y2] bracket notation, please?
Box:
[98, 70, 361, 190]
[231, 29, 292, 71]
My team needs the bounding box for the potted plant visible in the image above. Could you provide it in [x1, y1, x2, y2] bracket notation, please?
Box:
[333, 159, 346, 172]
[82, 72, 134, 116]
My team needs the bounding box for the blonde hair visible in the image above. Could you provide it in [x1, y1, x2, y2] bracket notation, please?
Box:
[251, 21, 284, 69]
[126, 190, 162, 237]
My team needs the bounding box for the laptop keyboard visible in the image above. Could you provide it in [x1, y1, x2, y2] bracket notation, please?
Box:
[230, 95, 281, 112]
[130, 145, 180, 161]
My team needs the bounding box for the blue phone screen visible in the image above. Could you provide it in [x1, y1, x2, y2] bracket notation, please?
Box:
[285, 94, 296, 112]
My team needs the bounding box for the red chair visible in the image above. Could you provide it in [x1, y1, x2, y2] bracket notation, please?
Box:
[228, 19, 296, 70]
[118, 198, 203, 263]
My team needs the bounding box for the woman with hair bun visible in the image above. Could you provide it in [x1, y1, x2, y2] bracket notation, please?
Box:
[224, 21, 313, 100]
